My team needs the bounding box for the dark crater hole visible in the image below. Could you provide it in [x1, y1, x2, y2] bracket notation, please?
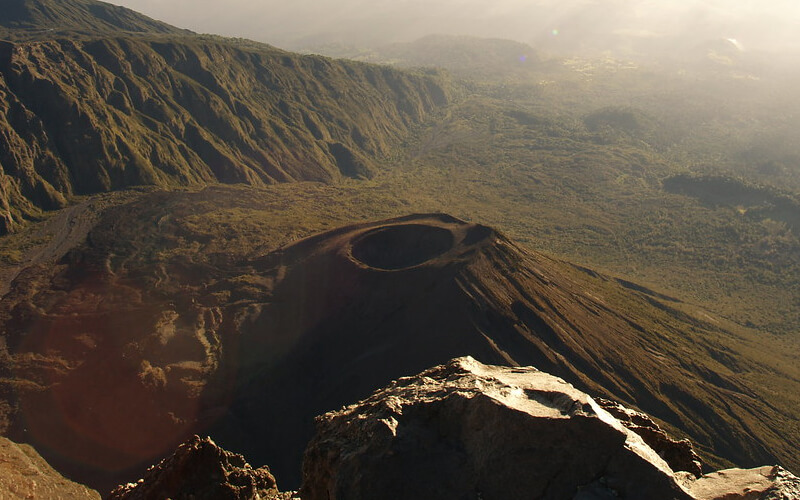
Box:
[351, 224, 455, 270]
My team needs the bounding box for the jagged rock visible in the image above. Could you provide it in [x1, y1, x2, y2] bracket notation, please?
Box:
[596, 397, 703, 478]
[0, 436, 100, 499]
[107, 435, 291, 500]
[300, 356, 694, 500]
[686, 465, 800, 500]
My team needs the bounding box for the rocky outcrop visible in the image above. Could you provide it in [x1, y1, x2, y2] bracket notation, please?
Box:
[300, 356, 693, 500]
[97, 356, 800, 500]
[83, 356, 799, 499]
[0, 15, 449, 230]
[299, 357, 800, 500]
[0, 436, 100, 499]
[108, 435, 292, 500]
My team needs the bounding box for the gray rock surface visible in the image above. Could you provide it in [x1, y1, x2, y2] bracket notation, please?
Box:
[300, 356, 693, 500]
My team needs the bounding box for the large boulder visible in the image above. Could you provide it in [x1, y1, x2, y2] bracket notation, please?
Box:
[300, 356, 694, 500]
[299, 357, 800, 500]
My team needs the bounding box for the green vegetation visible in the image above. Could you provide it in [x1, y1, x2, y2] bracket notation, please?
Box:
[360, 95, 799, 335]
[1, 21, 797, 335]
[0, 32, 448, 233]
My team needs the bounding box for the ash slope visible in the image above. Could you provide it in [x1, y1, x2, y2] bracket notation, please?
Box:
[0, 200, 797, 490]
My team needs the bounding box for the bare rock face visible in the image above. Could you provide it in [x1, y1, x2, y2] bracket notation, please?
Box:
[107, 435, 289, 500]
[300, 356, 694, 500]
[0, 436, 100, 499]
[596, 397, 703, 478]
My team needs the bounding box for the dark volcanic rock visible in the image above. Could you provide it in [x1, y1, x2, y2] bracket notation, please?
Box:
[107, 435, 290, 500]
[299, 357, 800, 500]
[300, 357, 693, 500]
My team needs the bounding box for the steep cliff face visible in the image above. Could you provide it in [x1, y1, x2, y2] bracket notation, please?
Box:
[0, 35, 448, 232]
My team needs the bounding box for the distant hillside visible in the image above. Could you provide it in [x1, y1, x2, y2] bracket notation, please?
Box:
[0, 33, 449, 234]
[307, 34, 542, 80]
[0, 0, 189, 39]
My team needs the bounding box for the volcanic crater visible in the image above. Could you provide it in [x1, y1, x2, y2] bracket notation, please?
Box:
[349, 224, 455, 270]
[1, 205, 797, 492]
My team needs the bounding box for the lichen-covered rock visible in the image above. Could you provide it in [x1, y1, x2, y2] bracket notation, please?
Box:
[0, 436, 100, 499]
[300, 356, 694, 500]
[107, 435, 290, 500]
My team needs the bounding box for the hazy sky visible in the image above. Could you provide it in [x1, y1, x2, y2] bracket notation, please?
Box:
[107, 0, 800, 52]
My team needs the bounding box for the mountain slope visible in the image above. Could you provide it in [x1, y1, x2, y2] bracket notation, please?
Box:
[0, 193, 797, 491]
[0, 0, 450, 234]
[0, 34, 448, 233]
[0, 0, 189, 39]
